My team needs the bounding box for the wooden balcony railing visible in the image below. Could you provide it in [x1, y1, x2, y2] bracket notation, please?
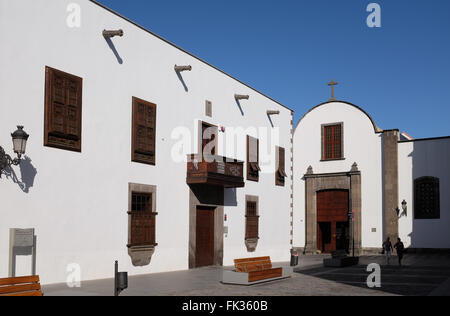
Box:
[186, 154, 245, 188]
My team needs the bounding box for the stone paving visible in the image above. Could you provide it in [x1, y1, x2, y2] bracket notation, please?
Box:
[42, 254, 450, 296]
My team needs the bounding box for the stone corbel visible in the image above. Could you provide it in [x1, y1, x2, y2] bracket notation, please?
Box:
[245, 238, 259, 253]
[128, 245, 156, 267]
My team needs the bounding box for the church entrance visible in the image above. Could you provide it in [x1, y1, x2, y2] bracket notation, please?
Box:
[316, 190, 350, 254]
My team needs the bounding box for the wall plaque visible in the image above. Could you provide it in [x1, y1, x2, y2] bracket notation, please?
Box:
[13, 229, 34, 247]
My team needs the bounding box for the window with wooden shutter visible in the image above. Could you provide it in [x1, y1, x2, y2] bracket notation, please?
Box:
[245, 200, 259, 240]
[132, 97, 157, 165]
[200, 122, 218, 156]
[247, 136, 260, 182]
[44, 66, 83, 152]
[414, 177, 440, 219]
[322, 123, 344, 160]
[276, 146, 286, 186]
[128, 192, 157, 248]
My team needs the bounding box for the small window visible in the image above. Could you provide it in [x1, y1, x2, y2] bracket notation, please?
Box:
[44, 66, 83, 152]
[322, 123, 343, 160]
[414, 177, 440, 219]
[132, 97, 157, 165]
[201, 122, 218, 156]
[245, 200, 259, 240]
[205, 100, 212, 118]
[129, 191, 157, 247]
[275, 146, 286, 186]
[247, 136, 261, 182]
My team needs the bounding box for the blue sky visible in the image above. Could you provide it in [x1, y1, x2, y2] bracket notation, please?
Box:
[96, 0, 450, 139]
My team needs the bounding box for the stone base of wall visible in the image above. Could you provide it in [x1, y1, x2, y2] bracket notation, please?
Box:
[298, 247, 450, 256]
[404, 248, 450, 254]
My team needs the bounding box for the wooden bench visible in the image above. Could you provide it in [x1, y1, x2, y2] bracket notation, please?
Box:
[0, 276, 43, 296]
[234, 257, 283, 283]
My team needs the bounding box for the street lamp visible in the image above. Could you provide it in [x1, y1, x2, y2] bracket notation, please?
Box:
[0, 126, 29, 176]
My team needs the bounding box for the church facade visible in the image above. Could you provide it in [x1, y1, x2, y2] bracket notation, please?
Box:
[293, 100, 450, 255]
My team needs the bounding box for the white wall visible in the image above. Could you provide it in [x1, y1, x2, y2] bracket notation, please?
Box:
[0, 0, 292, 284]
[293, 102, 384, 250]
[398, 138, 450, 249]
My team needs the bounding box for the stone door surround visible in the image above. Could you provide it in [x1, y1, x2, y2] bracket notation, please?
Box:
[303, 163, 361, 255]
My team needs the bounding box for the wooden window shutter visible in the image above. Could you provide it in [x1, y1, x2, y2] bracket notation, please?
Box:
[44, 66, 83, 152]
[245, 201, 259, 239]
[205, 100, 212, 117]
[414, 177, 440, 220]
[247, 136, 260, 182]
[276, 146, 286, 186]
[132, 97, 157, 165]
[128, 192, 157, 248]
[323, 124, 343, 160]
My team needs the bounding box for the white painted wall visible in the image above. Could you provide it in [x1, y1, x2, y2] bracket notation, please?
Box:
[0, 0, 292, 285]
[398, 138, 450, 249]
[293, 102, 384, 250]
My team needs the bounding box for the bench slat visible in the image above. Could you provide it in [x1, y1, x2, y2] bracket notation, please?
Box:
[0, 283, 41, 295]
[235, 262, 272, 273]
[3, 290, 43, 297]
[0, 276, 40, 286]
[248, 268, 283, 283]
[234, 257, 271, 264]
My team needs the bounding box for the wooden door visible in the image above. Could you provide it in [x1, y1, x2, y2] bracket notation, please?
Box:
[317, 190, 349, 253]
[196, 206, 215, 267]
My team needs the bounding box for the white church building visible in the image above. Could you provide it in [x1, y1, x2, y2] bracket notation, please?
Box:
[0, 0, 449, 286]
[293, 100, 450, 255]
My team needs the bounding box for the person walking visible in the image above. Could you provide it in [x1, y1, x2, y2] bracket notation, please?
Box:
[382, 238, 393, 265]
[394, 238, 406, 267]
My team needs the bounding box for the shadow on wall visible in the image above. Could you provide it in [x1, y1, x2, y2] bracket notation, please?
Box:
[105, 37, 123, 64]
[176, 72, 189, 92]
[1, 156, 37, 193]
[190, 184, 237, 207]
[236, 100, 244, 116]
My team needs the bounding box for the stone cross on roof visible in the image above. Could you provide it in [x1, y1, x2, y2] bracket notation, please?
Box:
[328, 79, 339, 101]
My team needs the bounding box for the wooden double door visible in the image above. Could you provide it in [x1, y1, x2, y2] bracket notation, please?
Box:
[195, 206, 215, 268]
[317, 190, 350, 254]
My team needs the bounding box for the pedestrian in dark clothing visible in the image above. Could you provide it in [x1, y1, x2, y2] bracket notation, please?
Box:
[382, 238, 393, 265]
[394, 238, 405, 267]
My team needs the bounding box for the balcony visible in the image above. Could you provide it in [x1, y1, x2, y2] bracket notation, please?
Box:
[186, 154, 245, 188]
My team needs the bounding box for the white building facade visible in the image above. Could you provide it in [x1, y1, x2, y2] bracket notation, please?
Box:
[0, 0, 294, 284]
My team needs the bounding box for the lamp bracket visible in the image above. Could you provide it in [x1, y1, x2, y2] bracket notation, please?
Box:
[0, 146, 20, 177]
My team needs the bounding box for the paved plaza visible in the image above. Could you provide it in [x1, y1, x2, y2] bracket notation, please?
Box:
[42, 254, 450, 296]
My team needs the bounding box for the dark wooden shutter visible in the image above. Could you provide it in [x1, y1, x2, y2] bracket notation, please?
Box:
[129, 192, 157, 247]
[201, 123, 218, 156]
[245, 201, 259, 239]
[276, 147, 286, 186]
[44, 67, 82, 152]
[323, 124, 343, 160]
[414, 177, 440, 219]
[132, 97, 156, 165]
[247, 136, 260, 182]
